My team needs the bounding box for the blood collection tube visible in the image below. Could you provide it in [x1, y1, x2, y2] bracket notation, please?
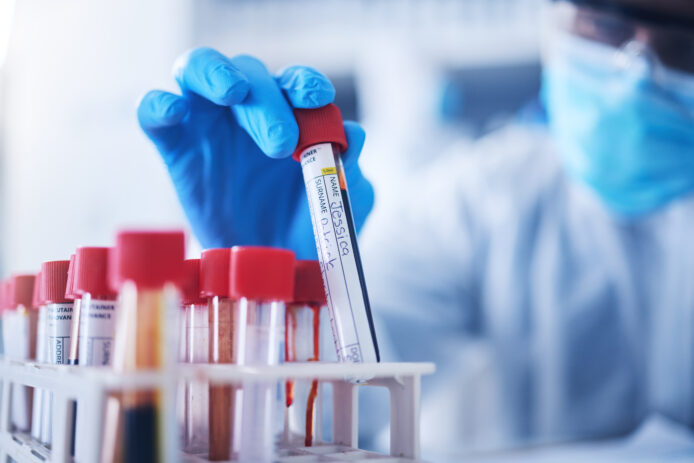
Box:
[180, 258, 209, 454]
[40, 260, 73, 447]
[71, 247, 117, 463]
[6, 275, 37, 433]
[285, 260, 329, 446]
[66, 255, 79, 366]
[105, 230, 185, 463]
[74, 247, 118, 366]
[230, 246, 295, 463]
[200, 248, 235, 461]
[64, 254, 80, 456]
[41, 261, 73, 366]
[292, 104, 380, 363]
[284, 260, 334, 447]
[30, 271, 46, 442]
[41, 261, 74, 366]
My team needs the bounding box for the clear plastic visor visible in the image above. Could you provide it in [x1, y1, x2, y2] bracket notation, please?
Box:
[546, 1, 694, 76]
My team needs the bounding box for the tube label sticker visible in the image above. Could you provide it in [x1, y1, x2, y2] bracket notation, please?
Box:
[300, 142, 378, 363]
[78, 298, 117, 366]
[47, 303, 73, 365]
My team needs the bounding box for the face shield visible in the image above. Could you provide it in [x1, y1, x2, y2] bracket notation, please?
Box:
[541, 0, 694, 217]
[545, 1, 694, 84]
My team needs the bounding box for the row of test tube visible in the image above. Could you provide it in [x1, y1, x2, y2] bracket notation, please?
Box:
[0, 230, 336, 462]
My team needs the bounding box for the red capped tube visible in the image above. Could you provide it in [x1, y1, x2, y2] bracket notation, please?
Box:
[229, 246, 295, 462]
[284, 260, 331, 446]
[104, 229, 186, 463]
[292, 104, 379, 363]
[73, 247, 118, 367]
[200, 248, 234, 461]
[179, 258, 209, 455]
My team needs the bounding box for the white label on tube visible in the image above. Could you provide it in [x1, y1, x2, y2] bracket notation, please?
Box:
[47, 303, 73, 365]
[300, 142, 377, 363]
[78, 298, 117, 366]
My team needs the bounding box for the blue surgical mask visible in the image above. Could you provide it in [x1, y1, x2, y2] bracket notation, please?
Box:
[543, 33, 694, 217]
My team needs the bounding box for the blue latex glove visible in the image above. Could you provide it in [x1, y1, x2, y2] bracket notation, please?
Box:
[137, 48, 374, 257]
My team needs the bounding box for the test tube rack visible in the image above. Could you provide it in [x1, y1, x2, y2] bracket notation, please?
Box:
[0, 360, 434, 462]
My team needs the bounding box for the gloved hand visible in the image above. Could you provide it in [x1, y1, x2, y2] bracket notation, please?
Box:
[137, 48, 374, 258]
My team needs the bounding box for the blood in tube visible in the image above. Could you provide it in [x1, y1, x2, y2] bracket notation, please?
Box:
[200, 248, 236, 461]
[285, 260, 327, 446]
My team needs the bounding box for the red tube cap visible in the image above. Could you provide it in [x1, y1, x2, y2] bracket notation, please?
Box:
[41, 260, 71, 304]
[200, 248, 231, 298]
[293, 260, 327, 305]
[291, 104, 348, 162]
[10, 274, 36, 309]
[75, 247, 116, 299]
[181, 259, 206, 305]
[229, 246, 295, 302]
[112, 230, 185, 290]
[32, 272, 42, 308]
[65, 254, 76, 300]
[107, 247, 118, 296]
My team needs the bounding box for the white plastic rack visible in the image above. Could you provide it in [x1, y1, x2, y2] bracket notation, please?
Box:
[0, 360, 434, 462]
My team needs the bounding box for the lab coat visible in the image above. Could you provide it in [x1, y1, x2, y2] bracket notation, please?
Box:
[359, 123, 694, 459]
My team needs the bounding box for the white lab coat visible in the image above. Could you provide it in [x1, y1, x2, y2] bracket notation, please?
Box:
[359, 123, 694, 460]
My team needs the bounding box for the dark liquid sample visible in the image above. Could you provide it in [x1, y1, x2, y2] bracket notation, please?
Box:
[124, 404, 158, 463]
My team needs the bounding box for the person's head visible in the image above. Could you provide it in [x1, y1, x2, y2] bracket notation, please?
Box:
[542, 0, 694, 217]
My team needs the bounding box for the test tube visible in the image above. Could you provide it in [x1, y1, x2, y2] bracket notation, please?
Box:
[41, 261, 73, 366]
[7, 275, 37, 433]
[292, 104, 380, 364]
[285, 260, 328, 446]
[200, 248, 235, 461]
[230, 246, 295, 463]
[41, 260, 73, 447]
[30, 271, 45, 442]
[63, 255, 80, 456]
[180, 258, 209, 454]
[72, 247, 117, 463]
[74, 247, 118, 366]
[105, 230, 185, 463]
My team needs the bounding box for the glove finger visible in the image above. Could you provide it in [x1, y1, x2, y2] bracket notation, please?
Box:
[230, 55, 299, 159]
[174, 47, 250, 106]
[276, 65, 335, 109]
[341, 120, 366, 170]
[341, 121, 374, 232]
[137, 90, 190, 151]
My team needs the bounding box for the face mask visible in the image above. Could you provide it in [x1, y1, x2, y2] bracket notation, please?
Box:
[543, 33, 694, 217]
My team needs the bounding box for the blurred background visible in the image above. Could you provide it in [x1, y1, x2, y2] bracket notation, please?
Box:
[0, 0, 543, 275]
